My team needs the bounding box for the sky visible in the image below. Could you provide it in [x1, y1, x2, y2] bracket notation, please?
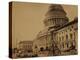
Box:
[12, 2, 78, 48]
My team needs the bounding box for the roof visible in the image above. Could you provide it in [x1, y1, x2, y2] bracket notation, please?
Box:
[19, 40, 33, 44]
[45, 4, 66, 16]
[36, 27, 51, 38]
[37, 28, 48, 37]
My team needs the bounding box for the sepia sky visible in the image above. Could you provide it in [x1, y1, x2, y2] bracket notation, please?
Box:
[12, 2, 78, 48]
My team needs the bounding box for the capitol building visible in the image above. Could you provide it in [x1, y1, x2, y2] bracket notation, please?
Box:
[13, 4, 78, 58]
[33, 4, 78, 56]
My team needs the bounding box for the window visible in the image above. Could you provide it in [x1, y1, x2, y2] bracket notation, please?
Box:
[66, 43, 68, 48]
[46, 47, 48, 50]
[66, 34, 68, 40]
[70, 33, 72, 39]
[59, 37, 61, 42]
[62, 36, 64, 40]
[66, 34, 68, 48]
[62, 43, 64, 48]
[40, 47, 44, 51]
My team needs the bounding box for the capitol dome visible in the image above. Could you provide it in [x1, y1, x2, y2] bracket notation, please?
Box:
[44, 4, 69, 29]
[46, 4, 66, 17]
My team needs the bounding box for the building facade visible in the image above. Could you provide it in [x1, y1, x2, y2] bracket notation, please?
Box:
[33, 29, 51, 55]
[33, 4, 78, 56]
[19, 41, 33, 51]
[18, 41, 33, 57]
[51, 18, 78, 55]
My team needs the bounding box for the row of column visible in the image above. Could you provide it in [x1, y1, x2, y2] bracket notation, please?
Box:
[44, 18, 67, 27]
